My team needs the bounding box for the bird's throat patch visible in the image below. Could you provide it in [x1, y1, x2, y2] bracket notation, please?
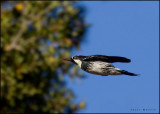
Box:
[74, 59, 82, 67]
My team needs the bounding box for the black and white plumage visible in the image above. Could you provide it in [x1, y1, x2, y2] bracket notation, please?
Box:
[64, 55, 138, 76]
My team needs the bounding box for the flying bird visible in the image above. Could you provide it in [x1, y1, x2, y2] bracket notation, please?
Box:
[64, 55, 138, 76]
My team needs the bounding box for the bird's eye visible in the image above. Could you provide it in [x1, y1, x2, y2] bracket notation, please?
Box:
[73, 56, 77, 59]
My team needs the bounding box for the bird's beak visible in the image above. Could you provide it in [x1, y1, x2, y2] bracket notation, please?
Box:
[63, 58, 75, 63]
[63, 58, 72, 61]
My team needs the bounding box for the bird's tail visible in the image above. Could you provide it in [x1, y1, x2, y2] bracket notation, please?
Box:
[120, 70, 138, 76]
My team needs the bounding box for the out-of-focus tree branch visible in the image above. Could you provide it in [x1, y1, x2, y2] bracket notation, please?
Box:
[7, 2, 59, 51]
[7, 1, 29, 51]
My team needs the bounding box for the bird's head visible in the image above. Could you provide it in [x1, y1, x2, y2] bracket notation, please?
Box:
[63, 55, 86, 67]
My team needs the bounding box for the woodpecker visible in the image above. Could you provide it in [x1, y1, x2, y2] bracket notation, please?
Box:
[64, 55, 138, 76]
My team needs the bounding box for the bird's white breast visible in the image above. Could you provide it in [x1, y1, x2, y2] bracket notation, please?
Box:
[87, 61, 114, 75]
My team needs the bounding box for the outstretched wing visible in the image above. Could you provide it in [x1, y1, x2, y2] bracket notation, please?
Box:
[82, 55, 131, 63]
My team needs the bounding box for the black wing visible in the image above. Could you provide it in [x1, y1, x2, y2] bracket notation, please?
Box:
[83, 55, 131, 63]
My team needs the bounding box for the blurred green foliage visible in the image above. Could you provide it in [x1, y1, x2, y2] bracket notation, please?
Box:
[1, 1, 86, 113]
